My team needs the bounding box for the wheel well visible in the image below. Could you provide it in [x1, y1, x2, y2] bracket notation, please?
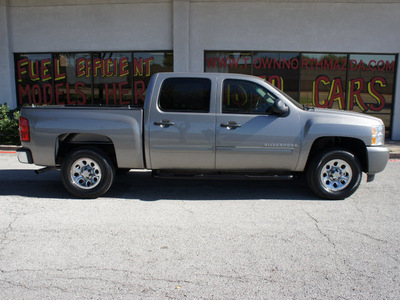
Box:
[56, 133, 117, 167]
[306, 137, 368, 173]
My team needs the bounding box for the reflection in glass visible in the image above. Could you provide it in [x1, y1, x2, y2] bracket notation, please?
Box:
[299, 53, 347, 109]
[15, 53, 53, 106]
[134, 52, 173, 106]
[348, 54, 395, 132]
[253, 52, 300, 100]
[93, 52, 132, 105]
[54, 53, 92, 105]
[15, 51, 173, 107]
[205, 51, 252, 75]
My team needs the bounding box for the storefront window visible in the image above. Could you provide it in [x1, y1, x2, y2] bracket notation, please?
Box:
[205, 51, 397, 134]
[15, 51, 173, 107]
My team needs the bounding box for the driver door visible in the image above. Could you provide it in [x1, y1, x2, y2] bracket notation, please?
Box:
[216, 79, 301, 171]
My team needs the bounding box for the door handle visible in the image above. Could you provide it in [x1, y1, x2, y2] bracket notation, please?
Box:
[220, 121, 242, 130]
[154, 119, 175, 128]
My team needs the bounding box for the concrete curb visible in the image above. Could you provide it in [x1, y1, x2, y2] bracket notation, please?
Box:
[386, 140, 400, 159]
[1, 145, 400, 158]
[0, 145, 21, 151]
[389, 153, 400, 159]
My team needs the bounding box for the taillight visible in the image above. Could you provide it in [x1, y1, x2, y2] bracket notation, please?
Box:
[19, 117, 30, 142]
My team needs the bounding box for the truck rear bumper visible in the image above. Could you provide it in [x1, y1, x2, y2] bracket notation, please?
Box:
[17, 148, 33, 164]
[367, 146, 389, 175]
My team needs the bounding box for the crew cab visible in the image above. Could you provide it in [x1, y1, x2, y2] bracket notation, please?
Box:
[17, 72, 389, 199]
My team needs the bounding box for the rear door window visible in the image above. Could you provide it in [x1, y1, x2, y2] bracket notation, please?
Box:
[159, 78, 211, 113]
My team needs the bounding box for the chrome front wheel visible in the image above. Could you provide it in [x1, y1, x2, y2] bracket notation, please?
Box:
[320, 159, 352, 192]
[307, 149, 362, 200]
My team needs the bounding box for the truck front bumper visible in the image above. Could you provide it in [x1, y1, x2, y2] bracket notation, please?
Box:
[367, 146, 389, 175]
[17, 148, 33, 164]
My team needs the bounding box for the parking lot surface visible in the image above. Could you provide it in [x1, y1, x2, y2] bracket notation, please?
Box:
[0, 152, 399, 299]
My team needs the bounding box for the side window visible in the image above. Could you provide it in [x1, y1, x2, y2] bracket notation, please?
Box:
[159, 78, 211, 113]
[222, 79, 277, 114]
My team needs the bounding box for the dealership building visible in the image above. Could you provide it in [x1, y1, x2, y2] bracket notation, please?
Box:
[1, 0, 400, 139]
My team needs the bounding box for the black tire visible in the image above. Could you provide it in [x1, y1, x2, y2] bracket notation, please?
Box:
[307, 149, 362, 200]
[61, 147, 115, 199]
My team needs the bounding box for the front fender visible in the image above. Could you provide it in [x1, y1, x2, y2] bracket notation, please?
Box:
[295, 117, 373, 172]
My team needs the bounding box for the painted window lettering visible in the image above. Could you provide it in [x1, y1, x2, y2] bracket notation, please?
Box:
[313, 75, 387, 111]
[15, 52, 173, 107]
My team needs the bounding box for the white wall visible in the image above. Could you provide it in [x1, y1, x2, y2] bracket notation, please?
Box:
[9, 1, 173, 52]
[189, 1, 400, 71]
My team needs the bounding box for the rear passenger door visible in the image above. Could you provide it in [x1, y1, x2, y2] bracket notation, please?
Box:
[148, 77, 216, 170]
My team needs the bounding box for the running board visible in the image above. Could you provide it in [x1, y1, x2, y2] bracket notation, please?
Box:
[153, 171, 293, 181]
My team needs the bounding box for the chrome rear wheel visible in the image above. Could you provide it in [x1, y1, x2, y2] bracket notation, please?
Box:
[61, 148, 115, 199]
[70, 158, 102, 189]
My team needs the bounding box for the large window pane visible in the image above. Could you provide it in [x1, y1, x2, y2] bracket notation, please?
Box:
[55, 53, 92, 105]
[252, 52, 300, 100]
[93, 52, 132, 105]
[299, 53, 347, 109]
[15, 53, 53, 106]
[134, 52, 173, 106]
[348, 54, 396, 132]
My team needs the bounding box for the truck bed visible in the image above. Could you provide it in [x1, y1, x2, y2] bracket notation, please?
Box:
[20, 105, 144, 169]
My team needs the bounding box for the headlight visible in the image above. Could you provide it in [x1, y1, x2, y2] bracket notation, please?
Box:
[371, 125, 385, 146]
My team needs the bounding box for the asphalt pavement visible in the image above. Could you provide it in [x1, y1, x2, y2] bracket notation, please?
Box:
[0, 152, 399, 299]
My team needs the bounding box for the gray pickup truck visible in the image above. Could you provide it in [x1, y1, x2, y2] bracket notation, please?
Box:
[17, 72, 389, 199]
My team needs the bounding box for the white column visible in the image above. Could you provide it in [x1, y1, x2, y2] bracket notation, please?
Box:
[0, 1, 16, 108]
[173, 0, 190, 72]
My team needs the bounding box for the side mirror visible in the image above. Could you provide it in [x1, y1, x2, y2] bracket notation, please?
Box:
[272, 99, 289, 116]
